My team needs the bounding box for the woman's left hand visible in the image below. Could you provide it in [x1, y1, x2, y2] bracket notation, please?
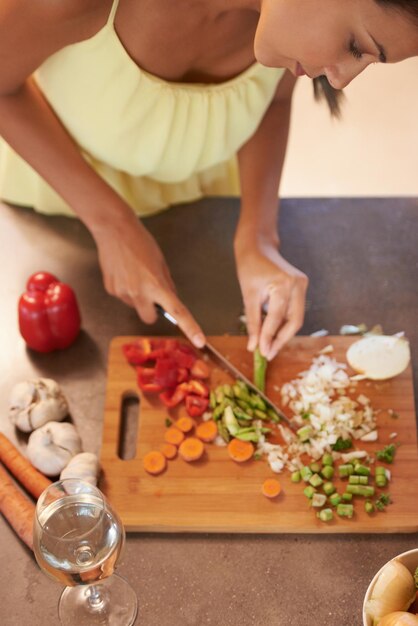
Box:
[235, 237, 308, 361]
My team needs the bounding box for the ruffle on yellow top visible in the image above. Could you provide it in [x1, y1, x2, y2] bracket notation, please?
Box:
[0, 0, 284, 217]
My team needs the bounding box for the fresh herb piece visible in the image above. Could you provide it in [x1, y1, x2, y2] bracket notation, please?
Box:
[414, 566, 418, 589]
[253, 453, 262, 461]
[332, 437, 353, 451]
[376, 444, 397, 464]
[165, 418, 172, 427]
[301, 411, 311, 420]
[375, 493, 391, 511]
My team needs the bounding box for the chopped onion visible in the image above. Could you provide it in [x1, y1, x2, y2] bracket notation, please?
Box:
[365, 561, 416, 624]
[347, 335, 410, 380]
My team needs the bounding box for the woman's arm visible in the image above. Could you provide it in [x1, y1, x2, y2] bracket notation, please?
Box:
[235, 70, 308, 359]
[0, 1, 205, 346]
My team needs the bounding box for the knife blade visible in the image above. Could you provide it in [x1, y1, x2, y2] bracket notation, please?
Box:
[156, 306, 296, 431]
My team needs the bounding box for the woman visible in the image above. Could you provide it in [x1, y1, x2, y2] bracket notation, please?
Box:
[0, 0, 417, 359]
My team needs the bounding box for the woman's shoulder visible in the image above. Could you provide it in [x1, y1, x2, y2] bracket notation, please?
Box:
[0, 0, 111, 93]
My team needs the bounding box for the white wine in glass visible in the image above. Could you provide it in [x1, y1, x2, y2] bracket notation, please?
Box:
[33, 479, 137, 625]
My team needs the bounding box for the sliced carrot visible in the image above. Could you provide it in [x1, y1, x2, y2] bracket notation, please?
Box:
[160, 443, 178, 460]
[227, 438, 254, 463]
[262, 478, 282, 499]
[0, 464, 34, 549]
[175, 416, 195, 433]
[164, 426, 185, 446]
[195, 420, 218, 443]
[0, 432, 51, 499]
[178, 437, 205, 462]
[143, 451, 167, 475]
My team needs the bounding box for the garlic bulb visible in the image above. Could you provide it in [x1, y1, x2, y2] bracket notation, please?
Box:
[9, 378, 68, 432]
[60, 453, 100, 485]
[365, 560, 416, 625]
[27, 421, 81, 476]
[377, 612, 418, 626]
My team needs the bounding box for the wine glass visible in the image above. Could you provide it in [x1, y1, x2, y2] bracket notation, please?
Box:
[33, 478, 138, 625]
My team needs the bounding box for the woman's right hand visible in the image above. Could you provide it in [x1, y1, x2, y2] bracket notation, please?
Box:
[93, 214, 206, 349]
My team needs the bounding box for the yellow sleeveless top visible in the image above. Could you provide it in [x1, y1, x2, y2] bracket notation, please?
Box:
[0, 0, 284, 217]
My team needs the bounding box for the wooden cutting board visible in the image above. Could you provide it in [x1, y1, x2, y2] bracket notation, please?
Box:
[99, 336, 418, 533]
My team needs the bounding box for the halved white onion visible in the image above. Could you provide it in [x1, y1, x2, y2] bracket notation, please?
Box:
[346, 335, 410, 380]
[365, 560, 416, 624]
[377, 612, 418, 626]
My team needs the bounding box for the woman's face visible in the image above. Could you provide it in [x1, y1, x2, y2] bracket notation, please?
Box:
[255, 0, 418, 88]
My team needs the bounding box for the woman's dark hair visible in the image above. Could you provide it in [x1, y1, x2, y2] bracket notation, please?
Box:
[314, 0, 418, 117]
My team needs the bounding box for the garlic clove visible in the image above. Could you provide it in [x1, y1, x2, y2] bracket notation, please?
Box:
[27, 421, 81, 476]
[60, 452, 100, 485]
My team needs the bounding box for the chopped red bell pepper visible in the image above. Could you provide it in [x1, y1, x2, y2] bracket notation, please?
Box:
[136, 367, 164, 393]
[176, 367, 190, 384]
[186, 379, 210, 397]
[190, 359, 210, 379]
[172, 346, 196, 369]
[185, 394, 209, 417]
[159, 385, 187, 408]
[154, 357, 178, 389]
[122, 338, 153, 365]
[18, 271, 81, 353]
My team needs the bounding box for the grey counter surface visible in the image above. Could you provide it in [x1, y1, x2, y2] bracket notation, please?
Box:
[0, 197, 417, 626]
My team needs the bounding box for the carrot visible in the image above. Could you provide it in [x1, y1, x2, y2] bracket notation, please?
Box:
[262, 478, 282, 499]
[0, 432, 51, 499]
[143, 451, 167, 475]
[0, 464, 34, 549]
[160, 443, 178, 460]
[175, 416, 195, 433]
[164, 426, 185, 446]
[178, 437, 204, 462]
[195, 420, 218, 443]
[227, 438, 254, 463]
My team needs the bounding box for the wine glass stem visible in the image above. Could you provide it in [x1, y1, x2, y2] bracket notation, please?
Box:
[87, 585, 106, 611]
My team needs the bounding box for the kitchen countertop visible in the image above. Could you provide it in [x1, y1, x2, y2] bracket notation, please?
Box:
[0, 196, 417, 626]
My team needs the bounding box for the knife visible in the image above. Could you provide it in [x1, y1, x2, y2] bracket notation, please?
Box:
[156, 306, 296, 432]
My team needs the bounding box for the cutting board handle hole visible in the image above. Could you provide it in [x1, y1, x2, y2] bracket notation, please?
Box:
[118, 392, 140, 460]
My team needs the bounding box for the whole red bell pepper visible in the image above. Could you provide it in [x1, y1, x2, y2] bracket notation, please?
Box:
[18, 271, 81, 352]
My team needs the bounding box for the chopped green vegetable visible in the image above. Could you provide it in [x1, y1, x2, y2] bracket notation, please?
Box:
[329, 493, 342, 507]
[346, 485, 375, 497]
[342, 492, 353, 502]
[301, 411, 311, 420]
[300, 466, 313, 482]
[375, 474, 388, 488]
[321, 465, 334, 480]
[254, 347, 267, 393]
[323, 482, 336, 496]
[348, 475, 369, 485]
[291, 471, 301, 483]
[209, 391, 217, 409]
[217, 421, 230, 443]
[339, 464, 354, 478]
[336, 503, 354, 518]
[222, 384, 234, 398]
[322, 453, 334, 467]
[317, 508, 334, 522]
[253, 452, 262, 461]
[267, 408, 281, 423]
[376, 444, 397, 464]
[253, 409, 268, 420]
[414, 566, 418, 589]
[297, 425, 313, 442]
[303, 486, 316, 499]
[309, 473, 323, 488]
[365, 501, 375, 514]
[310, 462, 321, 474]
[223, 405, 240, 436]
[375, 466, 387, 475]
[165, 418, 172, 427]
[332, 437, 353, 451]
[354, 464, 371, 476]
